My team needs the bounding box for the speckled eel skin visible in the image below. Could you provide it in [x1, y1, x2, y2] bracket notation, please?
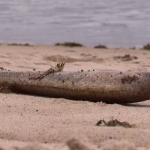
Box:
[0, 70, 150, 103]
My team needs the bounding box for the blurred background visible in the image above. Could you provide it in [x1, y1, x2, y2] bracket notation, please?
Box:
[0, 0, 150, 48]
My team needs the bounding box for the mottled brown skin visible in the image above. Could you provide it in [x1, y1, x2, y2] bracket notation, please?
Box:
[0, 70, 150, 103]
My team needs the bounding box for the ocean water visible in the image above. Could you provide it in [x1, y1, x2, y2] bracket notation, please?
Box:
[0, 0, 150, 48]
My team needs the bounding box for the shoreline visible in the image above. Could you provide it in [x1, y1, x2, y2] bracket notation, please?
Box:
[0, 42, 149, 50]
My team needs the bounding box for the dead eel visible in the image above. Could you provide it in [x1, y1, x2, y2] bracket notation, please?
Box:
[0, 70, 150, 103]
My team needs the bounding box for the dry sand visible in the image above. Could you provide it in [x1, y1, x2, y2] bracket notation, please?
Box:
[0, 44, 150, 150]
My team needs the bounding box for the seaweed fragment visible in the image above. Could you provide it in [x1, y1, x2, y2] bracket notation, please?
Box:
[94, 44, 107, 49]
[96, 119, 135, 128]
[0, 67, 7, 71]
[55, 42, 83, 47]
[29, 62, 65, 80]
[8, 43, 31, 46]
[142, 43, 150, 50]
[113, 54, 138, 61]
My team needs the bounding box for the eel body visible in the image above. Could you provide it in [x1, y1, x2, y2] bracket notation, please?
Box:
[0, 70, 150, 103]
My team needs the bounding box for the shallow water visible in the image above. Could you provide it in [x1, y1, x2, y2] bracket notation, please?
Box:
[0, 0, 150, 48]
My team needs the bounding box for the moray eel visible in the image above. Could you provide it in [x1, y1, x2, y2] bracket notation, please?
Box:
[0, 70, 150, 103]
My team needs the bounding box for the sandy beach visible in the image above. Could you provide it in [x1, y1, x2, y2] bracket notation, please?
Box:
[0, 44, 150, 150]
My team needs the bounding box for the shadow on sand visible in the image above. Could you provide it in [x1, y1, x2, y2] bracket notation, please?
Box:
[121, 102, 150, 108]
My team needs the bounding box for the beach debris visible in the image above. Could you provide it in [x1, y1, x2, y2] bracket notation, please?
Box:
[0, 67, 10, 71]
[94, 44, 107, 49]
[0, 67, 7, 70]
[121, 75, 139, 84]
[0, 66, 150, 103]
[55, 42, 83, 47]
[113, 54, 138, 61]
[96, 119, 135, 128]
[29, 62, 65, 80]
[142, 43, 150, 50]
